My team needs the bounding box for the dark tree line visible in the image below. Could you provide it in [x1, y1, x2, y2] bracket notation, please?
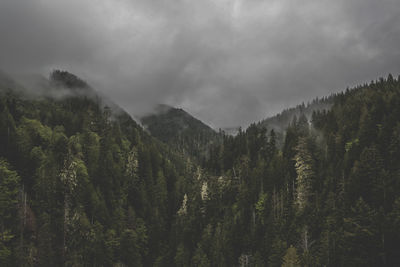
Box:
[1, 71, 400, 266]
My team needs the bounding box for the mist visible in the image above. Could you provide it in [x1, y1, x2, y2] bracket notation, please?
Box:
[1, 0, 399, 128]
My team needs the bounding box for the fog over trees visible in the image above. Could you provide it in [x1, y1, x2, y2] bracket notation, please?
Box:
[1, 71, 400, 266]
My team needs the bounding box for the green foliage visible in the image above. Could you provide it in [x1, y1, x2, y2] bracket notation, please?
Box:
[140, 104, 220, 163]
[1, 71, 400, 266]
[120, 228, 146, 267]
[255, 193, 268, 224]
[342, 198, 380, 265]
[282, 245, 300, 267]
[294, 137, 315, 212]
[0, 159, 20, 265]
[268, 238, 287, 267]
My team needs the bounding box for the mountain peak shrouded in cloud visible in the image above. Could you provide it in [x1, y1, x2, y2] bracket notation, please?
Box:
[1, 0, 400, 128]
[154, 104, 174, 114]
[140, 103, 219, 161]
[141, 104, 216, 136]
[49, 70, 89, 89]
[0, 70, 19, 91]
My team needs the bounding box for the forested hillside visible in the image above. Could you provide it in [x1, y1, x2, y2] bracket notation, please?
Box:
[1, 71, 400, 266]
[256, 96, 333, 148]
[0, 71, 195, 266]
[259, 96, 334, 134]
[140, 104, 220, 164]
[199, 74, 400, 266]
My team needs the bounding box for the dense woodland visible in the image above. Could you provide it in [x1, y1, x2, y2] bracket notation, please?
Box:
[1, 71, 400, 266]
[140, 104, 219, 164]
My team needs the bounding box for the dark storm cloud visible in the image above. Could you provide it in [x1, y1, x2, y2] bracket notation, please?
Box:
[1, 0, 399, 128]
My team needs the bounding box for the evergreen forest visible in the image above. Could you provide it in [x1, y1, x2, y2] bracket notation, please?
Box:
[1, 70, 400, 266]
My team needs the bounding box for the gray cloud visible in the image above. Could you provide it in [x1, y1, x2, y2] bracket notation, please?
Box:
[1, 0, 399, 128]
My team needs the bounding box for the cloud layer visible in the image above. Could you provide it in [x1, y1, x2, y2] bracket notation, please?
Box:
[1, 0, 400, 128]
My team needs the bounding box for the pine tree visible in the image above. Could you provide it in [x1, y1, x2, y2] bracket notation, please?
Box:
[282, 245, 300, 267]
[294, 138, 315, 212]
[0, 159, 20, 265]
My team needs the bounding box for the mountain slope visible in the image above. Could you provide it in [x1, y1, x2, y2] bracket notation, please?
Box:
[259, 96, 334, 133]
[200, 74, 400, 266]
[140, 104, 220, 162]
[1, 70, 400, 266]
[0, 70, 194, 266]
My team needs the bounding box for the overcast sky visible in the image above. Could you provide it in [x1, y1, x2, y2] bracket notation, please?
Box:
[1, 0, 399, 128]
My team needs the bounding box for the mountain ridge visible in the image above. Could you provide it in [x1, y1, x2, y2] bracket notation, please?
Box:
[140, 103, 220, 162]
[1, 70, 400, 266]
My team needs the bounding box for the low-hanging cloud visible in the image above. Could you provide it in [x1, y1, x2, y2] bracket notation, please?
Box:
[1, 0, 399, 128]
